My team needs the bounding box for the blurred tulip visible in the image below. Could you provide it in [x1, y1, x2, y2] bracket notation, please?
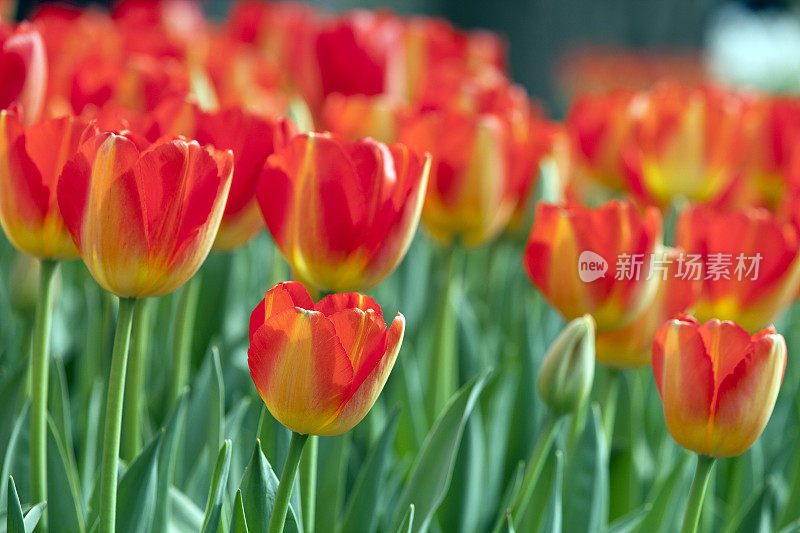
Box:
[595, 247, 699, 367]
[565, 88, 635, 191]
[1, 22, 46, 125]
[57, 133, 233, 297]
[258, 133, 430, 292]
[0, 110, 96, 259]
[653, 316, 785, 457]
[154, 102, 298, 250]
[321, 93, 401, 144]
[538, 314, 595, 415]
[248, 281, 404, 436]
[524, 200, 662, 331]
[623, 83, 743, 207]
[315, 10, 406, 100]
[676, 205, 800, 333]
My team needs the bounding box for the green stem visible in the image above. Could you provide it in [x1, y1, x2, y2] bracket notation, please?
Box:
[121, 297, 154, 461]
[509, 415, 560, 527]
[300, 435, 318, 533]
[99, 297, 138, 533]
[429, 246, 461, 420]
[168, 275, 201, 406]
[681, 455, 716, 533]
[30, 259, 58, 518]
[602, 370, 621, 444]
[269, 432, 309, 533]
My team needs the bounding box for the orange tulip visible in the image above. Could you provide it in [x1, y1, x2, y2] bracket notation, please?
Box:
[320, 93, 402, 144]
[623, 83, 743, 207]
[595, 247, 699, 367]
[258, 132, 430, 292]
[57, 133, 233, 297]
[653, 316, 785, 457]
[524, 200, 662, 331]
[248, 281, 404, 436]
[675, 205, 800, 333]
[1, 21, 47, 125]
[0, 110, 96, 259]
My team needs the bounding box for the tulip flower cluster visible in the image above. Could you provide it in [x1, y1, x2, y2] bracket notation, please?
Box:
[1, 1, 799, 533]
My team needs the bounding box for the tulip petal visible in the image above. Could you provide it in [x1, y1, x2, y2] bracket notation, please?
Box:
[248, 308, 354, 435]
[315, 292, 382, 317]
[316, 312, 404, 436]
[249, 281, 315, 340]
[327, 307, 388, 384]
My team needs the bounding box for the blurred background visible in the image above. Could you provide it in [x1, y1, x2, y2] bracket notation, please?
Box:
[12, 0, 800, 113]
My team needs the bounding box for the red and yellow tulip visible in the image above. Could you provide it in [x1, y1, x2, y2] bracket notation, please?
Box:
[1, 21, 46, 125]
[248, 281, 404, 436]
[524, 200, 662, 331]
[320, 93, 402, 144]
[675, 205, 800, 333]
[653, 316, 785, 457]
[258, 132, 430, 292]
[57, 132, 233, 297]
[0, 110, 95, 259]
[623, 83, 743, 207]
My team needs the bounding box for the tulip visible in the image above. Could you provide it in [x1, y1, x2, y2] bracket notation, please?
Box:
[154, 102, 297, 250]
[595, 247, 699, 367]
[258, 132, 430, 292]
[675, 205, 800, 333]
[538, 314, 596, 415]
[248, 281, 405, 436]
[524, 200, 662, 331]
[57, 132, 233, 298]
[623, 83, 743, 207]
[1, 21, 46, 125]
[565, 88, 635, 191]
[320, 93, 401, 144]
[0, 110, 96, 259]
[653, 316, 785, 458]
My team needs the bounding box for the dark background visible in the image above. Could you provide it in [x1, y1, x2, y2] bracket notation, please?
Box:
[13, 0, 789, 112]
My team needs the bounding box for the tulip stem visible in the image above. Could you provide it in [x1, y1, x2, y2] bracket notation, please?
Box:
[99, 297, 138, 533]
[168, 275, 201, 405]
[508, 415, 561, 528]
[269, 432, 309, 533]
[681, 454, 716, 533]
[30, 259, 58, 519]
[122, 297, 154, 461]
[429, 246, 462, 420]
[602, 370, 621, 444]
[300, 435, 318, 533]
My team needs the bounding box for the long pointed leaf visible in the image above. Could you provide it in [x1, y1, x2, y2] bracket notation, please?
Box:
[201, 440, 232, 533]
[116, 429, 163, 533]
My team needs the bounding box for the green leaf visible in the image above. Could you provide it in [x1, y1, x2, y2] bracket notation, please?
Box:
[0, 361, 27, 452]
[231, 489, 249, 533]
[316, 433, 350, 533]
[48, 356, 74, 455]
[6, 477, 24, 533]
[563, 405, 609, 533]
[201, 440, 232, 533]
[153, 391, 189, 532]
[395, 505, 414, 533]
[540, 450, 564, 533]
[390, 369, 490, 533]
[170, 487, 205, 533]
[78, 382, 103, 505]
[239, 439, 301, 533]
[633, 452, 691, 533]
[339, 412, 400, 533]
[23, 502, 47, 533]
[47, 416, 85, 533]
[0, 401, 29, 509]
[116, 429, 163, 533]
[209, 348, 225, 473]
[605, 505, 651, 533]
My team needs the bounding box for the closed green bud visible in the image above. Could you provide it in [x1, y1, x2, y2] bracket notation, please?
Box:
[538, 314, 596, 416]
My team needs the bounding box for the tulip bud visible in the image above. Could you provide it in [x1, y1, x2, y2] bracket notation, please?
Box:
[538, 314, 596, 416]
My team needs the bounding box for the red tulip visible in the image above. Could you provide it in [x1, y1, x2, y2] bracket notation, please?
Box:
[248, 281, 404, 436]
[0, 110, 95, 258]
[524, 200, 662, 331]
[57, 133, 233, 297]
[653, 316, 785, 457]
[1, 22, 46, 125]
[258, 133, 430, 292]
[675, 205, 800, 332]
